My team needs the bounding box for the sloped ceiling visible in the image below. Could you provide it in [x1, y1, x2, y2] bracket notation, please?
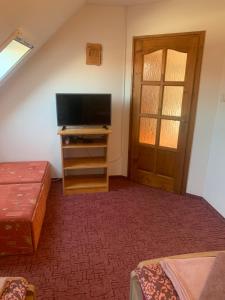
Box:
[0, 0, 163, 84]
[87, 0, 161, 5]
[0, 0, 164, 52]
[0, 0, 85, 48]
[0, 0, 166, 47]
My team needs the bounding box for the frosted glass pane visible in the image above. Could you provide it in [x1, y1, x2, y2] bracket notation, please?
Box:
[139, 118, 157, 145]
[165, 50, 187, 81]
[162, 86, 184, 116]
[141, 85, 160, 114]
[159, 120, 180, 149]
[143, 50, 163, 81]
[0, 39, 31, 80]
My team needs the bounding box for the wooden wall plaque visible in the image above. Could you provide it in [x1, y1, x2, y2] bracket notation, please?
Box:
[86, 43, 102, 66]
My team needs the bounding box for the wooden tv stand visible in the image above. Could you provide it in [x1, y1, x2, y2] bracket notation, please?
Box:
[58, 127, 112, 195]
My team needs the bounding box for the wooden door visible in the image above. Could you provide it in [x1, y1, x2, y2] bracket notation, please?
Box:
[129, 32, 205, 193]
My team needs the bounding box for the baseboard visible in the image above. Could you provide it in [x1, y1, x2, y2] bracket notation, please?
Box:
[202, 197, 225, 222]
[186, 193, 225, 222]
[109, 175, 127, 179]
[51, 178, 62, 181]
[185, 192, 203, 200]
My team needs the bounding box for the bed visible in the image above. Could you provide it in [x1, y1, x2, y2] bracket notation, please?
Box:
[0, 161, 51, 256]
[130, 250, 225, 300]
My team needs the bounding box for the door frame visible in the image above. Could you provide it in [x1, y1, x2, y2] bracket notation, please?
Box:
[128, 31, 205, 194]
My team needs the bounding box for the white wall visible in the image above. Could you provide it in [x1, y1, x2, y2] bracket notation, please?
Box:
[123, 0, 225, 199]
[0, 0, 85, 85]
[0, 5, 126, 177]
[204, 58, 225, 217]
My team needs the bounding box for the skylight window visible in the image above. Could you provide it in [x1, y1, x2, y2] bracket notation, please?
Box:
[0, 36, 33, 80]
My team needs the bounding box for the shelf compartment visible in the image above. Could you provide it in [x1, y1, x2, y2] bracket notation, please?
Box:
[58, 127, 111, 195]
[62, 141, 107, 149]
[64, 175, 107, 190]
[64, 157, 107, 170]
[58, 128, 112, 136]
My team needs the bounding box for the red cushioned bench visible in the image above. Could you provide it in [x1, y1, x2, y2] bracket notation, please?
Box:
[0, 161, 49, 184]
[0, 161, 51, 256]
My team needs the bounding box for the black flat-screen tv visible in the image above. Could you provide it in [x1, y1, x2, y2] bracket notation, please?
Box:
[56, 93, 111, 126]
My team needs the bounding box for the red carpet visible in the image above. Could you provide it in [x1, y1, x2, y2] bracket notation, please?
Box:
[0, 178, 225, 299]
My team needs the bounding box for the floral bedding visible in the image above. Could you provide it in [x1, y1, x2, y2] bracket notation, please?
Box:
[135, 263, 179, 300]
[0, 278, 28, 300]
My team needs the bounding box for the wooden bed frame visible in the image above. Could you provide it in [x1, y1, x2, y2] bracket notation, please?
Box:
[130, 250, 225, 300]
[26, 284, 36, 300]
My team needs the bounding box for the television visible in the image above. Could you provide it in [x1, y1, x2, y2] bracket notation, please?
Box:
[56, 93, 111, 126]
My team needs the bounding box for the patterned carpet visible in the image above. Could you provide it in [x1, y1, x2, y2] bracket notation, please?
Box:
[0, 177, 225, 299]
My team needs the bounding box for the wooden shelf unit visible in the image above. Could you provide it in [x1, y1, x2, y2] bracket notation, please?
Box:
[64, 157, 107, 170]
[58, 128, 111, 195]
[64, 175, 107, 195]
[62, 141, 107, 149]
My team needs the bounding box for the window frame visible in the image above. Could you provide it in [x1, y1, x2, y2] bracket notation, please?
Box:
[0, 30, 34, 81]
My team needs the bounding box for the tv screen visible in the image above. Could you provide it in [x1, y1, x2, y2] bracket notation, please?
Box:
[56, 93, 111, 126]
